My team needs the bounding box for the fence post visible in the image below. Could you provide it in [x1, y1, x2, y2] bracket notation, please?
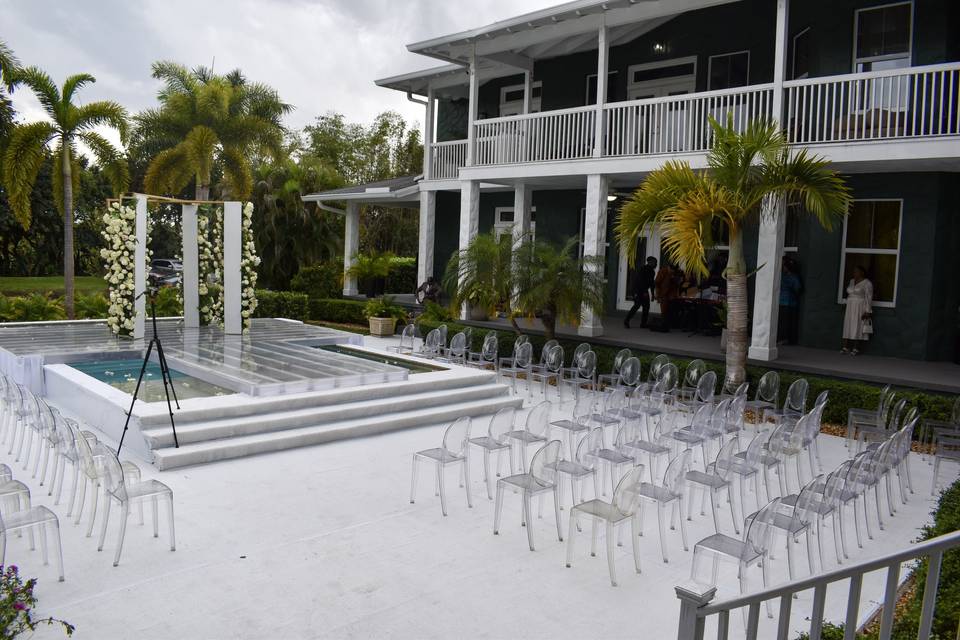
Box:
[676, 582, 716, 640]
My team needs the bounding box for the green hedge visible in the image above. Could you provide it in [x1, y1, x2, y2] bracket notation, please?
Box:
[307, 298, 368, 325]
[254, 290, 309, 321]
[385, 258, 417, 295]
[413, 318, 955, 427]
[290, 263, 342, 300]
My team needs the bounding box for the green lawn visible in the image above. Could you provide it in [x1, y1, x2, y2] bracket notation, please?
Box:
[0, 276, 106, 297]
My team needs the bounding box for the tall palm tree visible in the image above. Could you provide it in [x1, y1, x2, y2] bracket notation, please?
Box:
[0, 40, 21, 178]
[443, 231, 513, 320]
[136, 62, 291, 201]
[2, 67, 129, 318]
[616, 116, 850, 386]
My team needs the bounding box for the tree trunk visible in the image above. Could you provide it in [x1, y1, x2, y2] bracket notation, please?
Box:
[62, 144, 75, 320]
[541, 309, 556, 342]
[195, 180, 210, 201]
[724, 228, 748, 387]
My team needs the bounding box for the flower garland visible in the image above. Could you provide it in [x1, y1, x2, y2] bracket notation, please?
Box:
[240, 202, 260, 331]
[197, 206, 223, 326]
[100, 202, 138, 336]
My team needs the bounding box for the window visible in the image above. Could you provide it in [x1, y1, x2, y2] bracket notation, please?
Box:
[792, 28, 811, 80]
[838, 200, 902, 306]
[499, 82, 542, 116]
[630, 62, 696, 84]
[586, 71, 618, 104]
[708, 51, 750, 90]
[854, 2, 912, 72]
[494, 206, 536, 243]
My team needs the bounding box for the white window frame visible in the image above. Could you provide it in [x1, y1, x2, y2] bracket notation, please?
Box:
[836, 198, 903, 309]
[494, 206, 536, 243]
[792, 27, 811, 80]
[707, 50, 751, 91]
[627, 56, 698, 98]
[499, 81, 542, 116]
[585, 70, 619, 104]
[852, 1, 913, 71]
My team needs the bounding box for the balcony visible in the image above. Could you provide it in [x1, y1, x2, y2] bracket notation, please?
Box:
[425, 62, 960, 180]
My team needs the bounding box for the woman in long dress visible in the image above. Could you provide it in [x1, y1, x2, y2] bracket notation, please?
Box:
[842, 265, 873, 355]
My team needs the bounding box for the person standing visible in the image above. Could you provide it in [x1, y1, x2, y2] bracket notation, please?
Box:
[654, 263, 679, 331]
[624, 256, 657, 329]
[778, 257, 802, 345]
[842, 265, 873, 355]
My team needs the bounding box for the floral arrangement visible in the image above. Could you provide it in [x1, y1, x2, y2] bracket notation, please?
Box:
[240, 202, 260, 331]
[0, 564, 74, 638]
[100, 201, 138, 336]
[197, 206, 223, 326]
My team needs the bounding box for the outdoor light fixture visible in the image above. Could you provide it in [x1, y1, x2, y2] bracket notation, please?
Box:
[653, 42, 666, 54]
[607, 194, 618, 202]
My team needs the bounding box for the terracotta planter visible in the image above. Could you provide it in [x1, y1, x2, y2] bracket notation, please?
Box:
[368, 316, 396, 336]
[468, 306, 489, 321]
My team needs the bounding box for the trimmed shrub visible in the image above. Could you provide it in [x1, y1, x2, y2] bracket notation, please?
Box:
[307, 298, 368, 325]
[385, 257, 417, 294]
[290, 263, 343, 300]
[75, 293, 110, 319]
[254, 290, 309, 321]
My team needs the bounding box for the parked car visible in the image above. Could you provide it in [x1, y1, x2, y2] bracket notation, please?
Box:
[150, 259, 183, 287]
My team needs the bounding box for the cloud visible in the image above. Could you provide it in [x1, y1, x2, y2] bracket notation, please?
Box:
[2, 0, 558, 154]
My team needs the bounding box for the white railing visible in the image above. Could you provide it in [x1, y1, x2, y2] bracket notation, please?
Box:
[474, 105, 596, 166]
[603, 84, 775, 157]
[784, 62, 960, 145]
[429, 140, 468, 180]
[676, 528, 960, 640]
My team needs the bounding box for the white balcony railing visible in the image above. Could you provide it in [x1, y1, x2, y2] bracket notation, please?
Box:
[676, 528, 960, 640]
[429, 140, 468, 180]
[474, 105, 596, 166]
[784, 62, 960, 145]
[603, 84, 775, 157]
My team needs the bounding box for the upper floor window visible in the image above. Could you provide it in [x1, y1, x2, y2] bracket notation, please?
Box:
[586, 71, 618, 104]
[499, 82, 541, 116]
[708, 51, 750, 90]
[854, 2, 912, 72]
[838, 199, 902, 307]
[792, 28, 811, 80]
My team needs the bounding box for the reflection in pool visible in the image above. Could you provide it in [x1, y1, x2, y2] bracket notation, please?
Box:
[70, 359, 232, 401]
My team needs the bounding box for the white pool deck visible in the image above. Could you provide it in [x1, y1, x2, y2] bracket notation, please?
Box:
[9, 335, 958, 640]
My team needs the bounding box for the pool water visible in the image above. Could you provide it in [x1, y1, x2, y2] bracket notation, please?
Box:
[70, 359, 232, 401]
[316, 345, 445, 374]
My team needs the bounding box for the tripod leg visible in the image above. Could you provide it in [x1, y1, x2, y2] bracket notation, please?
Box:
[118, 341, 155, 455]
[155, 340, 180, 409]
[153, 340, 180, 448]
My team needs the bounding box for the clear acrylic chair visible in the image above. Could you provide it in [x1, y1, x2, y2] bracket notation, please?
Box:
[565, 464, 646, 586]
[636, 449, 692, 563]
[931, 431, 960, 495]
[764, 378, 808, 425]
[734, 428, 784, 506]
[745, 485, 816, 582]
[846, 385, 894, 449]
[690, 497, 783, 621]
[615, 357, 642, 391]
[72, 430, 142, 537]
[497, 335, 530, 373]
[439, 331, 468, 364]
[469, 407, 516, 500]
[784, 469, 847, 566]
[560, 343, 591, 383]
[597, 348, 633, 390]
[96, 448, 175, 566]
[620, 388, 673, 483]
[410, 416, 473, 516]
[670, 404, 717, 470]
[436, 324, 448, 349]
[560, 350, 597, 401]
[549, 395, 594, 457]
[507, 401, 551, 472]
[499, 341, 533, 394]
[744, 371, 780, 425]
[529, 344, 564, 400]
[675, 370, 717, 415]
[466, 331, 498, 370]
[418, 328, 443, 359]
[857, 397, 906, 451]
[387, 323, 417, 354]
[678, 359, 707, 401]
[685, 437, 742, 535]
[0, 463, 11, 483]
[493, 440, 563, 551]
[0, 505, 65, 581]
[923, 394, 959, 463]
[636, 354, 671, 395]
[545, 427, 602, 509]
[592, 425, 637, 496]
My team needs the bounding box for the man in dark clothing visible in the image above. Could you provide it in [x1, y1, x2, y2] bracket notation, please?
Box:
[624, 256, 657, 328]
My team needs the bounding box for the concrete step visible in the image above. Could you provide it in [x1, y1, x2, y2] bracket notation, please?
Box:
[151, 394, 524, 470]
[141, 382, 513, 448]
[137, 369, 499, 427]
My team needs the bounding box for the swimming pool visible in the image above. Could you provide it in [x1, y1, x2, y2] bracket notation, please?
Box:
[316, 345, 446, 374]
[70, 359, 232, 401]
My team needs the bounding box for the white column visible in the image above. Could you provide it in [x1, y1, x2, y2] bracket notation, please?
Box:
[593, 19, 609, 158]
[512, 183, 532, 247]
[181, 204, 200, 329]
[423, 86, 435, 179]
[133, 194, 148, 340]
[222, 201, 242, 335]
[417, 190, 436, 286]
[522, 70, 532, 115]
[465, 49, 479, 166]
[748, 0, 790, 361]
[580, 174, 608, 336]
[343, 201, 360, 296]
[458, 180, 480, 319]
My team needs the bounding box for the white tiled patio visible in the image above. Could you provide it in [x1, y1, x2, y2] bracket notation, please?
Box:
[12, 336, 958, 640]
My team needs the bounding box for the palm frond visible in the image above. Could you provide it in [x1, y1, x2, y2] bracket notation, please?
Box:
[144, 144, 193, 195]
[2, 121, 57, 228]
[151, 60, 196, 97]
[183, 125, 219, 185]
[74, 101, 129, 142]
[61, 73, 96, 105]
[219, 145, 252, 199]
[0, 39, 21, 90]
[757, 148, 851, 230]
[10, 66, 60, 118]
[660, 182, 739, 278]
[76, 130, 129, 194]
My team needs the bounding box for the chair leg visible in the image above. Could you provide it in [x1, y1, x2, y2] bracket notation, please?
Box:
[565, 510, 577, 568]
[152, 496, 159, 537]
[590, 518, 599, 557]
[463, 459, 472, 509]
[606, 521, 617, 587]
[97, 495, 112, 552]
[86, 481, 100, 538]
[409, 456, 418, 504]
[656, 503, 668, 563]
[113, 503, 130, 567]
[482, 450, 492, 500]
[493, 482, 504, 535]
[74, 477, 87, 525]
[553, 487, 563, 542]
[523, 493, 536, 551]
[729, 483, 741, 535]
[785, 533, 796, 581]
[631, 516, 642, 574]
[167, 495, 176, 551]
[51, 519, 64, 582]
[437, 462, 448, 517]
[678, 497, 689, 551]
[761, 556, 773, 618]
[708, 489, 720, 534]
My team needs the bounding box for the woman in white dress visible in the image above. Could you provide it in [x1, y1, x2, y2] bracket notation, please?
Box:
[842, 265, 873, 355]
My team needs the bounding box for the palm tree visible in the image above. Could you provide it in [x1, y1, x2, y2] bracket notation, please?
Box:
[0, 40, 21, 177]
[136, 62, 291, 201]
[443, 231, 512, 320]
[616, 116, 850, 386]
[2, 67, 129, 318]
[510, 235, 606, 341]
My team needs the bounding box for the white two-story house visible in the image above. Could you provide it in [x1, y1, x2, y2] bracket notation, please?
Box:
[305, 0, 960, 364]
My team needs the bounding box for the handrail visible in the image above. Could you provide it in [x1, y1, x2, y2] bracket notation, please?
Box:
[430, 139, 467, 147]
[699, 528, 960, 615]
[783, 60, 960, 88]
[604, 82, 775, 109]
[475, 103, 597, 126]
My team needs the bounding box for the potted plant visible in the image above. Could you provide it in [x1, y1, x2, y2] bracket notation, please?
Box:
[348, 251, 395, 298]
[363, 295, 407, 336]
[443, 232, 511, 322]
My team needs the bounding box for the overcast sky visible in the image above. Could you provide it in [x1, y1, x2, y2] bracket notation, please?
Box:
[2, 0, 558, 150]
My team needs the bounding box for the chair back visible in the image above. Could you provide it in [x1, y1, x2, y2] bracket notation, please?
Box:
[577, 350, 597, 380]
[603, 387, 628, 418]
[744, 430, 773, 467]
[728, 394, 747, 432]
[513, 342, 534, 368]
[745, 498, 784, 559]
[424, 329, 442, 356]
[462, 326, 474, 347]
[398, 324, 416, 350]
[98, 447, 130, 502]
[448, 332, 467, 357]
[442, 416, 472, 458]
[578, 428, 604, 468]
[619, 357, 641, 387]
[658, 363, 679, 395]
[950, 395, 960, 425]
[611, 348, 632, 375]
[688, 405, 715, 438]
[525, 401, 551, 437]
[899, 405, 918, 430]
[878, 391, 898, 427]
[488, 407, 516, 445]
[529, 440, 562, 487]
[813, 389, 829, 408]
[876, 384, 892, 412]
[755, 371, 780, 404]
[712, 437, 740, 481]
[571, 343, 590, 368]
[682, 359, 706, 392]
[543, 344, 564, 373]
[540, 339, 560, 366]
[437, 324, 448, 347]
[696, 370, 717, 404]
[712, 398, 732, 433]
[792, 475, 824, 528]
[612, 466, 646, 516]
[886, 397, 908, 430]
[481, 332, 498, 362]
[572, 396, 596, 427]
[823, 461, 854, 506]
[784, 378, 809, 414]
[647, 354, 670, 382]
[662, 449, 692, 496]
